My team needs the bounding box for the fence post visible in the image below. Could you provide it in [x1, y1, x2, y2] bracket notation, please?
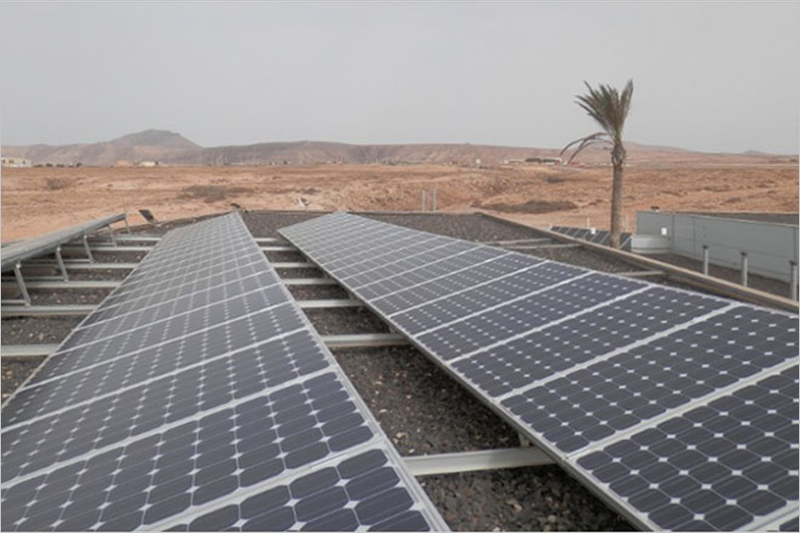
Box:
[702, 245, 709, 276]
[740, 252, 748, 287]
[790, 261, 798, 301]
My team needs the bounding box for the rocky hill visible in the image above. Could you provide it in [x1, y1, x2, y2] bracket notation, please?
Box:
[2, 130, 794, 167]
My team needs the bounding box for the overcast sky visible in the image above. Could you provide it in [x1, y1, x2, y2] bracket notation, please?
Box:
[1, 2, 798, 153]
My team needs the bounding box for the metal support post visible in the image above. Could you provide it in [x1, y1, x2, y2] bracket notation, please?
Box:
[14, 262, 31, 306]
[431, 190, 437, 212]
[82, 234, 95, 262]
[740, 252, 748, 287]
[55, 246, 69, 281]
[420, 190, 427, 212]
[702, 245, 709, 276]
[790, 261, 798, 302]
[106, 226, 117, 246]
[123, 214, 132, 234]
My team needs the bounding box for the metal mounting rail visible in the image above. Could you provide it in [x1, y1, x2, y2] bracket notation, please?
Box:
[403, 448, 554, 477]
[0, 280, 122, 290]
[618, 270, 666, 278]
[272, 262, 317, 269]
[24, 262, 139, 270]
[504, 243, 582, 250]
[0, 334, 410, 359]
[482, 238, 552, 245]
[1, 344, 59, 358]
[282, 278, 338, 286]
[0, 300, 364, 317]
[296, 299, 364, 309]
[320, 333, 409, 349]
[260, 246, 297, 252]
[62, 245, 153, 253]
[1, 305, 97, 317]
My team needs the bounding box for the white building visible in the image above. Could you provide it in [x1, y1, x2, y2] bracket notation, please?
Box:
[1, 157, 32, 168]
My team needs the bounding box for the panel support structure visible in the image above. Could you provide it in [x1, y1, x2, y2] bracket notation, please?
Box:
[1, 304, 97, 317]
[403, 448, 554, 477]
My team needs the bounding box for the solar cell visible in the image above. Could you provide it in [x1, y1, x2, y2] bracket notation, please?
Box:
[575, 365, 798, 531]
[281, 212, 800, 531]
[1, 213, 444, 531]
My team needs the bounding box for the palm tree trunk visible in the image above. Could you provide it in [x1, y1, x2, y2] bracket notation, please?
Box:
[609, 162, 624, 249]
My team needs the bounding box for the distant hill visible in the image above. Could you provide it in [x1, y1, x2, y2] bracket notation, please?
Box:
[2, 129, 795, 167]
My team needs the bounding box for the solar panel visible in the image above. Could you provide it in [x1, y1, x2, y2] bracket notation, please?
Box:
[1, 213, 126, 272]
[281, 212, 799, 531]
[1, 213, 445, 531]
[550, 226, 632, 250]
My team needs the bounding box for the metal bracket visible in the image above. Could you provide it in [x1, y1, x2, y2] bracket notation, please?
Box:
[82, 234, 94, 263]
[403, 447, 554, 477]
[2, 304, 97, 318]
[13, 262, 31, 306]
[55, 245, 69, 281]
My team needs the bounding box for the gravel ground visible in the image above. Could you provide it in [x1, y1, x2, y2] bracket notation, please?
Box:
[28, 288, 112, 306]
[2, 316, 84, 344]
[1, 357, 44, 404]
[265, 250, 306, 263]
[511, 246, 638, 273]
[650, 252, 791, 298]
[363, 213, 540, 242]
[421, 467, 633, 531]
[275, 266, 323, 278]
[332, 346, 519, 455]
[303, 307, 390, 335]
[66, 268, 132, 281]
[287, 284, 350, 300]
[242, 210, 322, 237]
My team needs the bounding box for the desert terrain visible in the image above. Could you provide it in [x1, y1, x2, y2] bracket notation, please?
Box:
[1, 161, 797, 241]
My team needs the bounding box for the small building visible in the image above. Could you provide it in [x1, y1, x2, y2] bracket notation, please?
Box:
[1, 157, 32, 168]
[137, 161, 159, 167]
[525, 156, 563, 165]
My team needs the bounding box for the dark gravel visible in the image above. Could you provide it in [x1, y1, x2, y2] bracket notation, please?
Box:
[363, 213, 539, 242]
[2, 357, 44, 404]
[512, 246, 638, 273]
[333, 346, 519, 455]
[265, 251, 305, 263]
[242, 210, 322, 237]
[421, 467, 633, 532]
[2, 316, 84, 344]
[276, 267, 323, 278]
[287, 284, 350, 300]
[67, 268, 132, 281]
[303, 307, 390, 335]
[28, 288, 111, 306]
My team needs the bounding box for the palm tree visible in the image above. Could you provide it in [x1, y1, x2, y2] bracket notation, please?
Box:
[561, 80, 633, 249]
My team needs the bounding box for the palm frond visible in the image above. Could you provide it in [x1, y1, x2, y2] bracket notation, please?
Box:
[559, 131, 607, 157]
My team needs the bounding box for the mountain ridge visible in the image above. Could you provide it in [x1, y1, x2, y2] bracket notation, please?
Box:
[2, 129, 795, 166]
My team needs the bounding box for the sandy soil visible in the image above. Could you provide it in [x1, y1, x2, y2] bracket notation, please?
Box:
[1, 163, 797, 240]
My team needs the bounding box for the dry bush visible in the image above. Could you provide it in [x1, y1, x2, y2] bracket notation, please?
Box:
[473, 199, 578, 214]
[178, 185, 255, 204]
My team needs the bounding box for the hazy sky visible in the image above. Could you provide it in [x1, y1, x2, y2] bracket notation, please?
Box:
[2, 2, 798, 153]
